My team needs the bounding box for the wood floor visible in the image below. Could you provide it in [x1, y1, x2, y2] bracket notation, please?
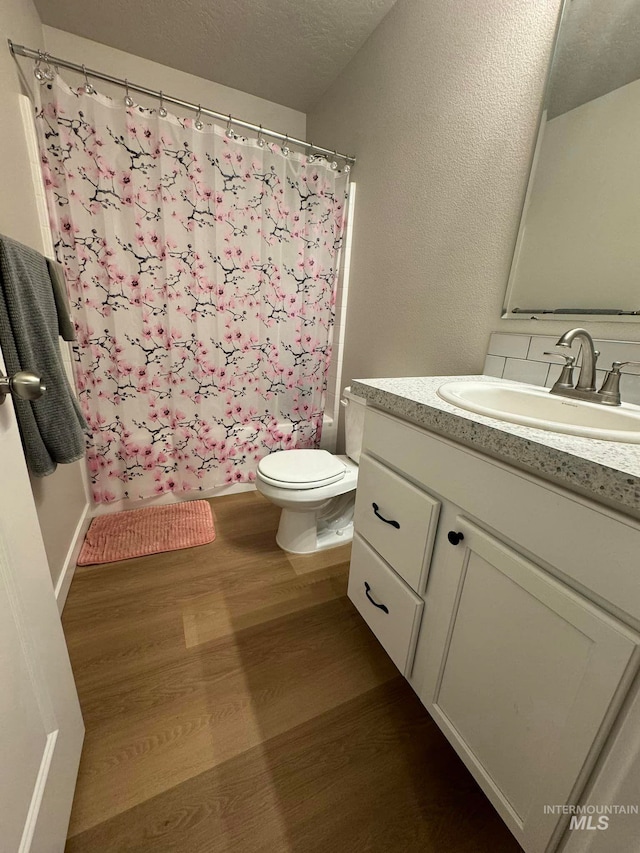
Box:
[62, 491, 522, 852]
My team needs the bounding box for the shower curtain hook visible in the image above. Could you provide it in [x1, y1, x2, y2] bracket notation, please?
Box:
[281, 134, 290, 157]
[124, 79, 134, 107]
[43, 52, 55, 81]
[158, 91, 167, 118]
[256, 124, 265, 148]
[82, 64, 95, 94]
[225, 114, 235, 139]
[330, 150, 339, 171]
[195, 104, 204, 130]
[33, 50, 46, 82]
[307, 142, 316, 163]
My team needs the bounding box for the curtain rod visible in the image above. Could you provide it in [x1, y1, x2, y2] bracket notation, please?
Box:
[8, 40, 356, 166]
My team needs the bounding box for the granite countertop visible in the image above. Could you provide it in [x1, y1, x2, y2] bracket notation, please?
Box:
[351, 375, 640, 519]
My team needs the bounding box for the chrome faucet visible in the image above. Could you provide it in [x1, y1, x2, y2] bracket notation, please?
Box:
[554, 328, 598, 392]
[549, 328, 638, 406]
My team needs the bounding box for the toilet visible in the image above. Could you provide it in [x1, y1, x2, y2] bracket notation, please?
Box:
[256, 387, 366, 554]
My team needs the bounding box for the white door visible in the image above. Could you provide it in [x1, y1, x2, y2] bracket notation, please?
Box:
[0, 351, 84, 853]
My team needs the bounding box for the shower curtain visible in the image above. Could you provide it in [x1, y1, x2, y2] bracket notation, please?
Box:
[35, 78, 349, 503]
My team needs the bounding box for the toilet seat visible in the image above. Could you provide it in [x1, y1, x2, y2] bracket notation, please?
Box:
[257, 449, 346, 490]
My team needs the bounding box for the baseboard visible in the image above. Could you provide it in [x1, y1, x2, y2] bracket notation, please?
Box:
[55, 502, 91, 613]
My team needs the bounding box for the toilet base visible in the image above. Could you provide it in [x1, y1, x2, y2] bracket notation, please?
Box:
[275, 505, 354, 555]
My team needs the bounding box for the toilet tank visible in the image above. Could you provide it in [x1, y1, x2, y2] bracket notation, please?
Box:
[341, 386, 367, 464]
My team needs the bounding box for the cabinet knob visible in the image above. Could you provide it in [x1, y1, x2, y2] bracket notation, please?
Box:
[447, 530, 464, 546]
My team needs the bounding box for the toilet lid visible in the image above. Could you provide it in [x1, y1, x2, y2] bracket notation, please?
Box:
[257, 449, 346, 489]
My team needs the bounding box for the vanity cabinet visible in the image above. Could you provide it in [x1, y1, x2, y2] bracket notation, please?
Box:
[348, 406, 640, 853]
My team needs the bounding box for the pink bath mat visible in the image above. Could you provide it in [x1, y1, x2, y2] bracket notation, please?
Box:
[77, 500, 216, 566]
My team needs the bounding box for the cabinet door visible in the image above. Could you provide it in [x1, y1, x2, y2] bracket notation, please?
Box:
[424, 519, 640, 853]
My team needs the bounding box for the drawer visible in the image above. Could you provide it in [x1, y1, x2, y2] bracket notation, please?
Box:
[354, 453, 440, 593]
[348, 535, 424, 675]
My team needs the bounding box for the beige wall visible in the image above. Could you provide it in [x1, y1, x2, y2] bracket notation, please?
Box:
[0, 0, 45, 249]
[307, 0, 640, 407]
[29, 465, 88, 587]
[0, 0, 89, 587]
[43, 27, 306, 138]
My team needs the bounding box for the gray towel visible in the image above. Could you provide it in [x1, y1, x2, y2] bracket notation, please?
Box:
[46, 258, 76, 341]
[0, 234, 87, 477]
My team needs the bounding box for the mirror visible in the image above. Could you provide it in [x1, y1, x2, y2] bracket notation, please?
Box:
[503, 0, 640, 320]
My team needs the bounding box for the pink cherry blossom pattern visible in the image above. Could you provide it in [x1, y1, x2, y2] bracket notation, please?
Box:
[35, 76, 349, 502]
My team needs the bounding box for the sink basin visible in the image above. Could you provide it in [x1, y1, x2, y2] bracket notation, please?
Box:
[437, 380, 640, 443]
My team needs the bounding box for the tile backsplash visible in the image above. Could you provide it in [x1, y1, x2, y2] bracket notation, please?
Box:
[484, 333, 640, 405]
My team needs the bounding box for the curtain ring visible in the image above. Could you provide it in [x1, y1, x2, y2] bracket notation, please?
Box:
[43, 52, 55, 81]
[225, 114, 235, 139]
[124, 79, 134, 107]
[330, 150, 339, 171]
[33, 50, 46, 82]
[35, 51, 55, 82]
[195, 104, 203, 130]
[256, 124, 265, 148]
[82, 64, 95, 94]
[307, 142, 316, 163]
[158, 91, 167, 118]
[281, 134, 290, 157]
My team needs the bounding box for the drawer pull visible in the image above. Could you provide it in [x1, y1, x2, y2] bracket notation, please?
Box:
[447, 530, 465, 546]
[364, 581, 389, 614]
[372, 502, 400, 529]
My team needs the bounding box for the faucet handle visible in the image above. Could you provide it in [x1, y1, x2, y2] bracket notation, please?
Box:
[611, 360, 640, 373]
[544, 351, 576, 365]
[544, 352, 576, 392]
[598, 361, 640, 406]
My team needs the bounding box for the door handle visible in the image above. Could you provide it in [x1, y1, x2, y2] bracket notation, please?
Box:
[364, 581, 389, 614]
[0, 370, 46, 404]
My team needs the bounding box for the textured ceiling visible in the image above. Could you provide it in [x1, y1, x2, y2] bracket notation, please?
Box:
[32, 0, 398, 111]
[547, 0, 640, 118]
